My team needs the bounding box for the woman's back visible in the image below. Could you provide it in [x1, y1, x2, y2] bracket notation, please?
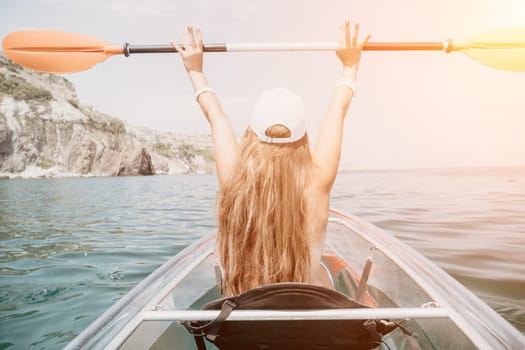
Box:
[305, 175, 332, 287]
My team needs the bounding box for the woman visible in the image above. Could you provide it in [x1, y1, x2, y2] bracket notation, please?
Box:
[173, 20, 370, 297]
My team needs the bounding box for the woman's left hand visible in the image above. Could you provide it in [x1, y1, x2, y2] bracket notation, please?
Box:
[172, 25, 204, 73]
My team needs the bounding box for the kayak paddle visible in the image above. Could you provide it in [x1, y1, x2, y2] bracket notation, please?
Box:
[2, 27, 525, 73]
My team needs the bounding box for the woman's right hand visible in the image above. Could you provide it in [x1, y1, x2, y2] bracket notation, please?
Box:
[172, 25, 203, 74]
[336, 19, 370, 71]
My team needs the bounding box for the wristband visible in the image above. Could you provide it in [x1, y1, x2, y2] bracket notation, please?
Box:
[335, 78, 357, 95]
[195, 87, 215, 102]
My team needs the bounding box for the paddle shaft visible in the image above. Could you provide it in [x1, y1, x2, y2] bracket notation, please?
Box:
[6, 27, 525, 72]
[124, 41, 447, 55]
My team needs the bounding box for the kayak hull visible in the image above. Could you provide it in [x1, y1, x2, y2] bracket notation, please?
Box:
[65, 211, 525, 350]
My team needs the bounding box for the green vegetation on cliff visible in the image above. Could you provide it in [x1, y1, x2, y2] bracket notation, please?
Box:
[0, 72, 53, 101]
[153, 143, 214, 163]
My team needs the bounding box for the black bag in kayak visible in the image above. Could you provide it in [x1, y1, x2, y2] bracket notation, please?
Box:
[183, 282, 404, 350]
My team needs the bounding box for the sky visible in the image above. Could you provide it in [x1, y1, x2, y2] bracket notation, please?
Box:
[1, 0, 524, 170]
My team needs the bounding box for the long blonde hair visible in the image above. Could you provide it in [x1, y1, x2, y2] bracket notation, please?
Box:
[217, 125, 313, 296]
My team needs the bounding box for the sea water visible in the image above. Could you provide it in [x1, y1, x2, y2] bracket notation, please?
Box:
[0, 168, 524, 349]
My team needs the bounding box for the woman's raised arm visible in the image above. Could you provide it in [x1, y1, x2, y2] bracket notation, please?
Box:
[312, 20, 370, 191]
[172, 26, 237, 186]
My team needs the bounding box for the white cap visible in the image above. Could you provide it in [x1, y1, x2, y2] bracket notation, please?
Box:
[250, 88, 306, 144]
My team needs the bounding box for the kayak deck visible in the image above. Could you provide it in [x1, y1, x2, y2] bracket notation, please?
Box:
[65, 211, 524, 350]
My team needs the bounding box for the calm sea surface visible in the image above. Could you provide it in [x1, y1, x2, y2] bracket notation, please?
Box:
[0, 168, 524, 349]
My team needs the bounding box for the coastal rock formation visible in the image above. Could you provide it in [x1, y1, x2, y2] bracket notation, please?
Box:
[0, 53, 214, 179]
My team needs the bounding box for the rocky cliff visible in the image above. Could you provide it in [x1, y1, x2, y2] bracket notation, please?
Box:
[0, 53, 214, 179]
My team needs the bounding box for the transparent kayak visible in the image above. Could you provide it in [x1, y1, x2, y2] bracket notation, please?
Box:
[65, 210, 524, 350]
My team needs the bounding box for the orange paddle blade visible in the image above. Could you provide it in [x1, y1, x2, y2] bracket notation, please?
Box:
[2, 30, 122, 73]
